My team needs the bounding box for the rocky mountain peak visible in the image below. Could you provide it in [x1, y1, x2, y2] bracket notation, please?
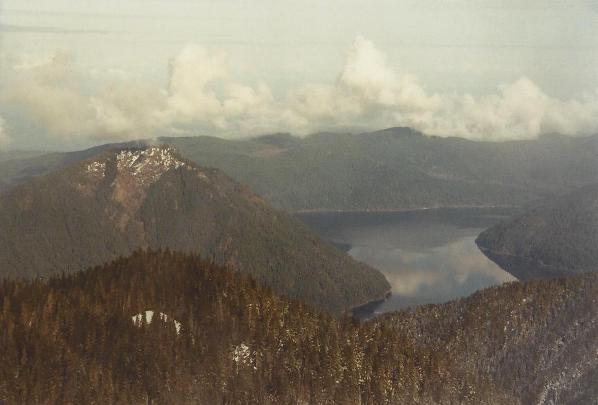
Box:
[81, 146, 190, 230]
[114, 146, 186, 181]
[85, 145, 186, 181]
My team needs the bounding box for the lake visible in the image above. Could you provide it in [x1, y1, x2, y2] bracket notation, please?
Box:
[297, 208, 518, 317]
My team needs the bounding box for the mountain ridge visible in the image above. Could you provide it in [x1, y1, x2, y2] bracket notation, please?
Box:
[0, 145, 389, 313]
[2, 128, 598, 211]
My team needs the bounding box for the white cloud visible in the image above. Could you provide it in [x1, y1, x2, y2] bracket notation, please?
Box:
[288, 37, 598, 140]
[163, 44, 226, 123]
[416, 78, 598, 140]
[6, 51, 165, 140]
[3, 37, 598, 144]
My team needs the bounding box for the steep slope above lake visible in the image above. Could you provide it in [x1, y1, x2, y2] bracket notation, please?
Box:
[0, 146, 389, 313]
[476, 183, 598, 280]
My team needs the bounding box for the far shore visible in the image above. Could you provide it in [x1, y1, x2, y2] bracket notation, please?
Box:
[293, 205, 519, 215]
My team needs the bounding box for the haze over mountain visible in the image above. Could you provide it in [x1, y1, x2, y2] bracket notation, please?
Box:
[1, 250, 595, 404]
[477, 183, 598, 281]
[2, 128, 598, 212]
[0, 145, 389, 313]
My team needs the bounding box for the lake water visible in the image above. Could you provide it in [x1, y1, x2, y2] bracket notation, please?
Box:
[297, 208, 518, 316]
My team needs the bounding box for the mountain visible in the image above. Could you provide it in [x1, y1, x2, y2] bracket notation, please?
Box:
[3, 128, 598, 211]
[165, 128, 598, 211]
[1, 250, 596, 404]
[476, 183, 598, 280]
[0, 142, 139, 193]
[0, 145, 389, 313]
[0, 150, 46, 162]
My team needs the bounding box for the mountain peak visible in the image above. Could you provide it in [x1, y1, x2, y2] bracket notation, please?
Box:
[80, 146, 192, 228]
[115, 146, 185, 172]
[85, 145, 186, 179]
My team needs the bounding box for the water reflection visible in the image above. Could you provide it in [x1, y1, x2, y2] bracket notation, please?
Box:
[350, 235, 515, 312]
[297, 208, 518, 315]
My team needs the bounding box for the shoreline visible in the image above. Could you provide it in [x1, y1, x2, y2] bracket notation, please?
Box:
[346, 289, 392, 318]
[294, 205, 519, 215]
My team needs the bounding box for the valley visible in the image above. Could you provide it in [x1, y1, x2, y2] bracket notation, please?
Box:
[0, 138, 597, 403]
[2, 2, 597, 403]
[298, 208, 518, 316]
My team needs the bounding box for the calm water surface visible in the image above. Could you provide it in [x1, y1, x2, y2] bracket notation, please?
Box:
[297, 208, 519, 316]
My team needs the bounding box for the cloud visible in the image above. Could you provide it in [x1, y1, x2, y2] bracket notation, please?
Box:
[3, 37, 598, 144]
[161, 44, 277, 132]
[6, 51, 167, 140]
[289, 37, 598, 140]
[288, 37, 598, 140]
[416, 78, 598, 140]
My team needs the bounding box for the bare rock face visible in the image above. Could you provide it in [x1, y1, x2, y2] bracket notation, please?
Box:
[0, 146, 389, 313]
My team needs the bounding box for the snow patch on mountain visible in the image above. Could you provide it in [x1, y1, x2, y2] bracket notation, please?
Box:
[116, 146, 185, 182]
[86, 161, 106, 177]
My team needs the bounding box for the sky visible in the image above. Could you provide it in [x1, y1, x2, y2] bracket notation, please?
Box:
[1, 0, 598, 150]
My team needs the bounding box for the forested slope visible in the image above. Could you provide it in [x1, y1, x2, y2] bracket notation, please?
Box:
[0, 251, 507, 404]
[3, 128, 598, 211]
[1, 251, 596, 404]
[476, 183, 598, 280]
[387, 275, 598, 404]
[0, 146, 388, 313]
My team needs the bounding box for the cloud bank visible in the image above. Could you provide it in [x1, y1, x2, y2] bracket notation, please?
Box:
[4, 36, 598, 144]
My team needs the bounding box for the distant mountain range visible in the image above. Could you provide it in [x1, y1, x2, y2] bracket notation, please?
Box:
[0, 145, 389, 313]
[477, 183, 598, 280]
[1, 250, 595, 404]
[2, 128, 598, 211]
[0, 150, 46, 162]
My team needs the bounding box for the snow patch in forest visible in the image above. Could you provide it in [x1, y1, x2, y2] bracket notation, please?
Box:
[132, 310, 182, 334]
[232, 343, 258, 370]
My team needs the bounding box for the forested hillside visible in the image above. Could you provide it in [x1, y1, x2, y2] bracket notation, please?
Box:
[1, 251, 596, 404]
[2, 128, 598, 211]
[171, 129, 598, 211]
[0, 146, 388, 313]
[387, 274, 598, 404]
[476, 183, 598, 280]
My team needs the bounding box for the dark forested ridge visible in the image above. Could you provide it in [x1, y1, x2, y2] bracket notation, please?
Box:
[476, 183, 598, 280]
[386, 275, 598, 405]
[2, 128, 598, 211]
[0, 251, 595, 404]
[0, 145, 389, 313]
